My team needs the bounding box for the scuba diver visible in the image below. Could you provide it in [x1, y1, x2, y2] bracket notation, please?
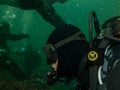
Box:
[86, 11, 120, 90]
[42, 10, 120, 90]
[0, 21, 31, 80]
[97, 16, 120, 90]
[0, 0, 67, 28]
[43, 24, 89, 90]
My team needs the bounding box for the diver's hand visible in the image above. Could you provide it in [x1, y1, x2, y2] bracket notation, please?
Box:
[46, 68, 58, 86]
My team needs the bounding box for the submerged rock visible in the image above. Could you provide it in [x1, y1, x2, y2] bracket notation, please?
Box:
[0, 78, 53, 90]
[0, 69, 53, 90]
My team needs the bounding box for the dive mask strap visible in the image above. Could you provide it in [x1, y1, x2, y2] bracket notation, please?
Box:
[54, 32, 86, 49]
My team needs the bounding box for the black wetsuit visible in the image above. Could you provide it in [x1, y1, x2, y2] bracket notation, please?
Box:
[18, 0, 66, 28]
[47, 24, 89, 89]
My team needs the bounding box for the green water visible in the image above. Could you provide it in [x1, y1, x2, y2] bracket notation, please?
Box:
[0, 0, 120, 90]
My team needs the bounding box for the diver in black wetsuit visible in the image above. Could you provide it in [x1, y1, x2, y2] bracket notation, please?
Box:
[0, 0, 67, 28]
[88, 15, 120, 90]
[43, 24, 89, 90]
[0, 21, 30, 80]
[98, 16, 120, 90]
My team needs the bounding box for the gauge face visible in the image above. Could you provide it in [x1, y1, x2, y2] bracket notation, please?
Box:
[88, 50, 98, 61]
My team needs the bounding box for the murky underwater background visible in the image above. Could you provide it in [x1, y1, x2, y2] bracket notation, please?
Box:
[0, 0, 120, 90]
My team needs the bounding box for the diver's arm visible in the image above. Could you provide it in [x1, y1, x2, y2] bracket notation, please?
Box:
[0, 0, 19, 7]
[36, 3, 66, 28]
[8, 33, 30, 41]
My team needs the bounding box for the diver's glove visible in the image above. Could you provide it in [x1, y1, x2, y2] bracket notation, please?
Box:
[46, 67, 58, 86]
